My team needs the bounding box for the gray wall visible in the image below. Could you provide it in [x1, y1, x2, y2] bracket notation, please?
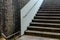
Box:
[0, 0, 2, 35]
[20, 0, 30, 9]
[0, 0, 20, 36]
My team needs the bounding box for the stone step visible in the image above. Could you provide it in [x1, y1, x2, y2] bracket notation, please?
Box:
[36, 13, 60, 16]
[30, 22, 60, 28]
[34, 16, 60, 19]
[32, 19, 60, 23]
[28, 26, 60, 33]
[25, 30, 60, 39]
[38, 11, 60, 13]
[39, 9, 60, 11]
[17, 35, 58, 40]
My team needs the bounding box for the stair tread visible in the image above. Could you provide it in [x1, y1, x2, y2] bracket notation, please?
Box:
[38, 11, 60, 12]
[40, 9, 60, 10]
[31, 22, 60, 25]
[42, 8, 60, 9]
[28, 26, 60, 30]
[40, 9, 60, 11]
[43, 7, 60, 9]
[37, 13, 60, 15]
[42, 6, 60, 8]
[35, 16, 60, 18]
[18, 35, 59, 40]
[44, 5, 60, 7]
[26, 30, 60, 35]
[33, 19, 60, 21]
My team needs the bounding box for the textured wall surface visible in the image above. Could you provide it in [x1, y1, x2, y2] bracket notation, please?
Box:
[4, 0, 20, 36]
[20, 0, 30, 9]
[5, 0, 15, 36]
[0, 0, 20, 36]
[0, 0, 3, 36]
[0, 0, 2, 33]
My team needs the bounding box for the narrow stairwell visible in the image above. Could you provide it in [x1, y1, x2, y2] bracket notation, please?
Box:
[18, 0, 60, 40]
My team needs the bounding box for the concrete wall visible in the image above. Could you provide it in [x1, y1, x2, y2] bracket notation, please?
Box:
[20, 0, 30, 9]
[0, 0, 2, 32]
[4, 0, 15, 36]
[1, 0, 20, 36]
[21, 0, 43, 35]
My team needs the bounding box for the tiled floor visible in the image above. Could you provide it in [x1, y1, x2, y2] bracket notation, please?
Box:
[17, 35, 59, 40]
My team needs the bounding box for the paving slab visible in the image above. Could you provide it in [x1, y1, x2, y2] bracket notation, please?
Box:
[17, 35, 59, 40]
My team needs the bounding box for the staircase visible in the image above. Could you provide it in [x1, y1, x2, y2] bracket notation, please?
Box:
[24, 0, 60, 39]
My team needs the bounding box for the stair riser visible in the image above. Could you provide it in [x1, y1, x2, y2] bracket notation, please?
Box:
[41, 7, 60, 9]
[36, 14, 60, 15]
[44, 6, 60, 7]
[43, 7, 60, 10]
[42, 5, 60, 7]
[40, 9, 60, 11]
[34, 17, 60, 20]
[27, 27, 60, 33]
[32, 20, 60, 23]
[37, 12, 60, 13]
[37, 12, 60, 14]
[36, 14, 60, 16]
[40, 9, 60, 10]
[30, 24, 60, 28]
[25, 32, 60, 39]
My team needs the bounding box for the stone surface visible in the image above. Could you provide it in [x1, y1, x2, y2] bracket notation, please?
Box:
[0, 0, 20, 36]
[17, 35, 59, 40]
[0, 37, 6, 40]
[20, 0, 30, 9]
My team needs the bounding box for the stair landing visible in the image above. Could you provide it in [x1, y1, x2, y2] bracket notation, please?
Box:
[17, 35, 58, 40]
